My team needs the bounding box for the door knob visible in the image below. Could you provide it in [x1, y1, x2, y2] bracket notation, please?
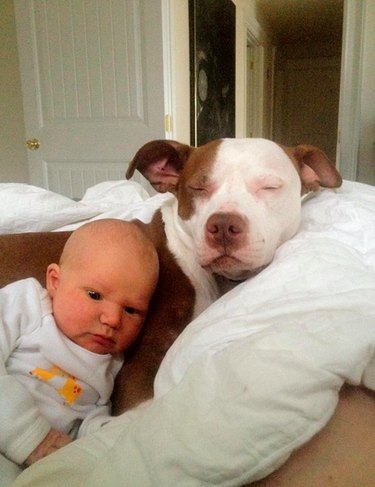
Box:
[26, 138, 40, 150]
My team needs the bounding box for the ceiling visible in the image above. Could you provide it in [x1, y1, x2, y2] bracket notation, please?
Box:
[255, 0, 344, 44]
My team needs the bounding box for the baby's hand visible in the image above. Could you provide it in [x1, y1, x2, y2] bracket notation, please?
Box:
[24, 429, 72, 467]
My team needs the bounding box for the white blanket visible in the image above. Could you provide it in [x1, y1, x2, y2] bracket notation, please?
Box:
[5, 180, 375, 486]
[0, 180, 170, 233]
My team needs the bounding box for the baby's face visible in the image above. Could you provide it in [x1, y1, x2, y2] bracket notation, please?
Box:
[47, 246, 156, 355]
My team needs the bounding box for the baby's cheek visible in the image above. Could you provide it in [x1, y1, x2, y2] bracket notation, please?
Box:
[119, 319, 144, 350]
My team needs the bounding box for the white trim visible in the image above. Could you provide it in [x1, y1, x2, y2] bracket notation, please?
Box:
[269, 46, 277, 139]
[336, 0, 365, 180]
[245, 28, 266, 138]
[253, 45, 265, 137]
[161, 0, 190, 144]
[161, 0, 174, 139]
[234, 7, 247, 137]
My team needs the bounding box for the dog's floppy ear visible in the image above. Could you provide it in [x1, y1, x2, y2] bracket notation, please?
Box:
[126, 140, 193, 194]
[288, 144, 343, 194]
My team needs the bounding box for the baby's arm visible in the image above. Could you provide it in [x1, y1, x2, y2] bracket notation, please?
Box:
[0, 374, 52, 465]
[24, 429, 72, 466]
[1, 374, 72, 467]
[0, 281, 68, 465]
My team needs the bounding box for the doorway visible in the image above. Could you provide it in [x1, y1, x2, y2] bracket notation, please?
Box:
[256, 0, 344, 164]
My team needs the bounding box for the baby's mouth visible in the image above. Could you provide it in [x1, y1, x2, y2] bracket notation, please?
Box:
[91, 334, 115, 347]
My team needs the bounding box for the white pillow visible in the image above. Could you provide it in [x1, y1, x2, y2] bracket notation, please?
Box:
[81, 180, 150, 211]
[0, 184, 100, 234]
[156, 181, 375, 394]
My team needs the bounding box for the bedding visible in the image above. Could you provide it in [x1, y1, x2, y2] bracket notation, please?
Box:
[0, 181, 168, 234]
[2, 179, 375, 486]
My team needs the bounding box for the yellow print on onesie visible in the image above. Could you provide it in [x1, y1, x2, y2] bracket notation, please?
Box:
[31, 365, 83, 405]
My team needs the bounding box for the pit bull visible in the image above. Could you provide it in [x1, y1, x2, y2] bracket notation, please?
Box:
[111, 137, 342, 412]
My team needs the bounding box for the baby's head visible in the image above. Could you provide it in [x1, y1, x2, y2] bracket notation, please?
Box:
[46, 219, 159, 355]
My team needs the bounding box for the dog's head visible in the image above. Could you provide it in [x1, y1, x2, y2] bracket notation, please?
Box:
[127, 138, 342, 281]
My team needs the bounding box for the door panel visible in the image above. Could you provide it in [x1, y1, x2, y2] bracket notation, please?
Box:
[15, 0, 165, 198]
[280, 57, 340, 163]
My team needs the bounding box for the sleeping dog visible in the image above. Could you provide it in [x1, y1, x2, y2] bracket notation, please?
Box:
[111, 138, 342, 412]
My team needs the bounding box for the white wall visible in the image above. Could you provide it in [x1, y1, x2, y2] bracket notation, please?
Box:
[0, 0, 28, 183]
[357, 0, 375, 185]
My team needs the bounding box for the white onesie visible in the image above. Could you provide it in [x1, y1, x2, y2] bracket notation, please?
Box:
[0, 278, 123, 465]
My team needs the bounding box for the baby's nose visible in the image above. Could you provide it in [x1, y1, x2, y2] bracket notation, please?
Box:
[100, 303, 122, 328]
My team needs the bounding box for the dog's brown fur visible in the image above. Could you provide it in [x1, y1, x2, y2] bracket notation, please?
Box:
[0, 231, 70, 288]
[113, 213, 195, 412]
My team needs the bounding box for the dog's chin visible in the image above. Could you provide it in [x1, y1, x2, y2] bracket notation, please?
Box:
[205, 256, 265, 281]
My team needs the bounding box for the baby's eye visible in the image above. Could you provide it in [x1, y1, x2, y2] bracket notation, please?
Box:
[87, 290, 102, 301]
[124, 306, 137, 315]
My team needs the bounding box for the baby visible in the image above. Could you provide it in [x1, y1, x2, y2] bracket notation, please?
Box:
[0, 219, 159, 468]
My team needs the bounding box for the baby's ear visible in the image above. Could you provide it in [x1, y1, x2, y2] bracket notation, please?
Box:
[46, 263, 60, 296]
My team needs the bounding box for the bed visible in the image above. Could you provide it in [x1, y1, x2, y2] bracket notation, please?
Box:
[1, 178, 375, 487]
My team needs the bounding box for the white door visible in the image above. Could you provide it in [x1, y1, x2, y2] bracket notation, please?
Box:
[15, 0, 166, 199]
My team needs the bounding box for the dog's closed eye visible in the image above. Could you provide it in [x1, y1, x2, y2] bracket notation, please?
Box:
[254, 176, 284, 195]
[188, 185, 206, 193]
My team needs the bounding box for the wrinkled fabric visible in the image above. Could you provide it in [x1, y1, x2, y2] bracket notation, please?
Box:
[6, 180, 375, 486]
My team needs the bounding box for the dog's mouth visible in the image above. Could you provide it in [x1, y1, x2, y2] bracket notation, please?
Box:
[205, 255, 265, 281]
